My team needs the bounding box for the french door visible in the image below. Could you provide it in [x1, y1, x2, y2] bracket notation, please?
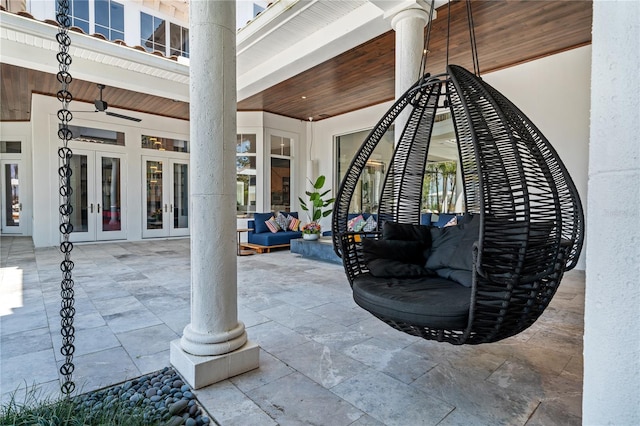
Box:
[67, 149, 126, 242]
[142, 156, 189, 238]
[1, 160, 23, 234]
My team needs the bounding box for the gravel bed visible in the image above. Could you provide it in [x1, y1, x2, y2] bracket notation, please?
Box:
[73, 367, 212, 425]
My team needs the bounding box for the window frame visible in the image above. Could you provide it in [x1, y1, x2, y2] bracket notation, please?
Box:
[94, 0, 124, 41]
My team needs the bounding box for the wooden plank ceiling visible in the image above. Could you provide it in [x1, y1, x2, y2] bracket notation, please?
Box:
[1, 0, 592, 123]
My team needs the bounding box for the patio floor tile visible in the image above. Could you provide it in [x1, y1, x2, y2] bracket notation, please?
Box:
[0, 236, 585, 425]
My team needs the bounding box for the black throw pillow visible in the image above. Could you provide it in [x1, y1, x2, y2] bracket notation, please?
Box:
[361, 238, 425, 265]
[425, 225, 465, 270]
[367, 258, 432, 278]
[448, 214, 480, 271]
[382, 221, 432, 247]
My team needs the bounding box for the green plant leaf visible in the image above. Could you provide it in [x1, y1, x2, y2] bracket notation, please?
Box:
[313, 175, 326, 189]
[322, 210, 332, 217]
[313, 210, 321, 221]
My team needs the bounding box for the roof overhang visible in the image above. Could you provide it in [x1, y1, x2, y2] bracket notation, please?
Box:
[0, 11, 190, 102]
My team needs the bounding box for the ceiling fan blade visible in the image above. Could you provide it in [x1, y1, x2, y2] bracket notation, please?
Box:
[105, 111, 142, 122]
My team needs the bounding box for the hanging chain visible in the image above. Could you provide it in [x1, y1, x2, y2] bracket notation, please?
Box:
[56, 0, 76, 397]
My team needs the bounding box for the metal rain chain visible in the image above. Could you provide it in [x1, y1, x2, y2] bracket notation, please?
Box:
[56, 0, 76, 396]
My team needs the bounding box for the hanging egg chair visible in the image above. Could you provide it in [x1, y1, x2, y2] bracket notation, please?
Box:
[331, 2, 584, 345]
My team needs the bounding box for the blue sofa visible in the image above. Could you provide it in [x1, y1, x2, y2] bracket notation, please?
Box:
[246, 212, 303, 253]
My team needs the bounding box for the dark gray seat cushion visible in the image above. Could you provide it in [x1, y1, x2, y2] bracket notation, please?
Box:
[352, 274, 471, 329]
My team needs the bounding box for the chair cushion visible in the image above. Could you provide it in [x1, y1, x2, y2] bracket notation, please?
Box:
[367, 259, 432, 278]
[253, 212, 274, 234]
[362, 238, 425, 265]
[425, 215, 479, 287]
[352, 274, 471, 329]
[434, 268, 473, 287]
[382, 221, 432, 247]
[425, 225, 466, 270]
[448, 214, 480, 271]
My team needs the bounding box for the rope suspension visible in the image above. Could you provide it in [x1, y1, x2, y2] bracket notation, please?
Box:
[55, 0, 76, 396]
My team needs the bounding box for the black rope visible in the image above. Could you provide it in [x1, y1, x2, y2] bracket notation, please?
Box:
[465, 0, 481, 76]
[445, 0, 452, 69]
[418, 0, 436, 82]
[56, 0, 76, 397]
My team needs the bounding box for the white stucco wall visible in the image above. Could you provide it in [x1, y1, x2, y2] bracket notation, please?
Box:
[583, 1, 640, 424]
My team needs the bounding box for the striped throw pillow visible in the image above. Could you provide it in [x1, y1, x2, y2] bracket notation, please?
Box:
[288, 216, 300, 231]
[265, 217, 281, 233]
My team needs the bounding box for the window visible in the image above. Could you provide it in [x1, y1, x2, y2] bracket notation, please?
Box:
[170, 23, 189, 58]
[67, 125, 125, 146]
[422, 161, 458, 213]
[141, 12, 166, 53]
[237, 134, 257, 217]
[336, 128, 394, 214]
[0, 141, 21, 154]
[141, 135, 189, 153]
[69, 0, 89, 33]
[269, 135, 292, 212]
[95, 0, 124, 41]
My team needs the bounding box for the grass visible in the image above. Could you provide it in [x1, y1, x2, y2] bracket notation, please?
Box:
[0, 384, 161, 426]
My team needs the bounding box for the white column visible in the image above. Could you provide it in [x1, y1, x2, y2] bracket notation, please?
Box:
[387, 5, 430, 144]
[171, 0, 259, 390]
[583, 1, 640, 424]
[391, 8, 430, 98]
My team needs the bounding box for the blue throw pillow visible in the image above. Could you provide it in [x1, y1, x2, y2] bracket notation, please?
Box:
[253, 212, 274, 234]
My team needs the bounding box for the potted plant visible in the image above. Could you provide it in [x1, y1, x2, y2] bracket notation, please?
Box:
[299, 175, 334, 240]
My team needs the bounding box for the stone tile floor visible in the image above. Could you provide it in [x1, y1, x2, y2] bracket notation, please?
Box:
[0, 236, 584, 425]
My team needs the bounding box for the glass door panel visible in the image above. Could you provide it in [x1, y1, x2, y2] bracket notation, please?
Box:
[97, 153, 126, 240]
[1, 161, 23, 234]
[68, 152, 92, 242]
[101, 157, 121, 231]
[145, 159, 164, 234]
[171, 162, 189, 235]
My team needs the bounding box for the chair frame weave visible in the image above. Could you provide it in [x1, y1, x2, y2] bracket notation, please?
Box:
[332, 65, 584, 344]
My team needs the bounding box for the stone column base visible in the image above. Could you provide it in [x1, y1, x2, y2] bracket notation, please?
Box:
[170, 339, 260, 389]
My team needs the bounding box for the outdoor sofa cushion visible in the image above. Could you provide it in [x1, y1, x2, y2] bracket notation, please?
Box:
[352, 274, 471, 329]
[249, 229, 302, 246]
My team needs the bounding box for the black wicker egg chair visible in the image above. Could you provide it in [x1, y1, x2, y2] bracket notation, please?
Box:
[331, 64, 584, 345]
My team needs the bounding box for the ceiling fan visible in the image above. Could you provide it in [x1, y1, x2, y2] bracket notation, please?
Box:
[73, 84, 142, 122]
